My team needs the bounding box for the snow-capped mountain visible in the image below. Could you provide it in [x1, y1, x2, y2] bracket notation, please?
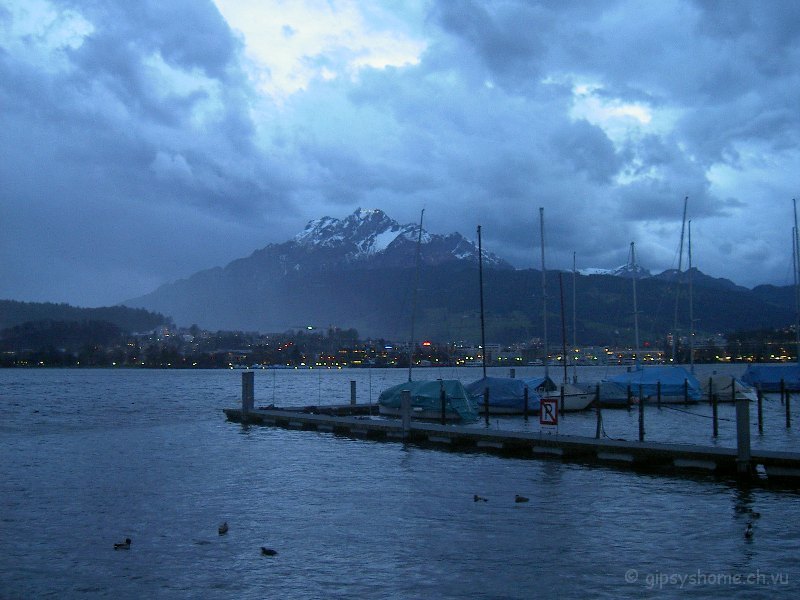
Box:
[123, 206, 794, 337]
[284, 208, 513, 271]
[294, 208, 415, 253]
[123, 208, 514, 333]
[580, 263, 652, 279]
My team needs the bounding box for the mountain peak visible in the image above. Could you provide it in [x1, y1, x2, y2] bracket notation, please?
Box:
[289, 208, 508, 269]
[580, 263, 652, 279]
[294, 208, 407, 254]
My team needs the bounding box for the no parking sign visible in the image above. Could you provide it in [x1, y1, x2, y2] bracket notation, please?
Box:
[539, 398, 559, 429]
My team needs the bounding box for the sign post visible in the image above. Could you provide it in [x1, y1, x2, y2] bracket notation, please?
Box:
[540, 397, 559, 433]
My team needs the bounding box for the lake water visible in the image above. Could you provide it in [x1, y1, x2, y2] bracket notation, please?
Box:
[1, 365, 799, 598]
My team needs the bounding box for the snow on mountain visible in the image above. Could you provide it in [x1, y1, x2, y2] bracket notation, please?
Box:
[294, 208, 408, 255]
[290, 208, 508, 268]
[579, 263, 652, 278]
[579, 267, 615, 276]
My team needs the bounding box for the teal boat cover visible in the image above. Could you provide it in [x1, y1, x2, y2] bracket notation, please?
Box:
[608, 366, 702, 401]
[465, 377, 542, 411]
[741, 364, 800, 392]
[378, 379, 479, 421]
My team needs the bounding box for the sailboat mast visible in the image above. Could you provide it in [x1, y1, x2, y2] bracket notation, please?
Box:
[559, 272, 568, 385]
[572, 252, 577, 383]
[631, 242, 641, 367]
[688, 220, 694, 373]
[794, 199, 800, 364]
[477, 225, 487, 379]
[672, 195, 688, 363]
[408, 208, 424, 382]
[540, 208, 549, 379]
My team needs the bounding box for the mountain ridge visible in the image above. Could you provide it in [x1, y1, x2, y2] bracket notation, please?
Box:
[122, 208, 797, 341]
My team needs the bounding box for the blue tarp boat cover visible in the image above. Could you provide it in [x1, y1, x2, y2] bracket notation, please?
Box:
[519, 376, 558, 394]
[741, 364, 800, 392]
[378, 379, 479, 421]
[607, 366, 702, 401]
[596, 381, 635, 406]
[465, 377, 542, 411]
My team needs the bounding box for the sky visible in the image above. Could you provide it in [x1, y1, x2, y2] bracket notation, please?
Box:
[2, 0, 799, 307]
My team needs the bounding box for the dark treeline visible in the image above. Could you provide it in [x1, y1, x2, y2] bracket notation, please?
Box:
[0, 299, 169, 332]
[1, 319, 124, 351]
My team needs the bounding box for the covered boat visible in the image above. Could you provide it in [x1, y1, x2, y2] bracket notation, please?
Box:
[521, 376, 594, 412]
[465, 377, 542, 415]
[521, 376, 557, 396]
[378, 379, 479, 422]
[741, 364, 800, 393]
[607, 366, 702, 404]
[701, 374, 758, 403]
[594, 381, 639, 407]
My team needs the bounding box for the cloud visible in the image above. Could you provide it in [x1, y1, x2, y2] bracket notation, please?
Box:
[1, 0, 799, 311]
[214, 0, 427, 100]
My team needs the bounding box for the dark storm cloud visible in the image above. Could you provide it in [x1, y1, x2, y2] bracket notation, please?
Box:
[434, 0, 548, 78]
[60, 0, 239, 78]
[0, 0, 300, 304]
[549, 119, 621, 184]
[2, 0, 799, 308]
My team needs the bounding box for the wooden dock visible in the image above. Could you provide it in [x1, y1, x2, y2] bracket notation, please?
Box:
[223, 405, 800, 483]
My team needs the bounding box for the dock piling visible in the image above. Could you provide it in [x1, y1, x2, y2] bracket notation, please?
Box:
[712, 381, 719, 437]
[401, 390, 411, 439]
[510, 368, 516, 379]
[787, 391, 792, 429]
[441, 387, 447, 425]
[350, 380, 356, 405]
[735, 395, 752, 478]
[523, 387, 529, 422]
[595, 383, 602, 439]
[242, 371, 254, 415]
[757, 387, 764, 434]
[638, 385, 645, 442]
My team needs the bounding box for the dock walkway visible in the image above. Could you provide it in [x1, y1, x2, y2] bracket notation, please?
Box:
[223, 405, 800, 483]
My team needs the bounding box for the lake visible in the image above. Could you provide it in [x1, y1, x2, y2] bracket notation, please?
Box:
[1, 365, 798, 598]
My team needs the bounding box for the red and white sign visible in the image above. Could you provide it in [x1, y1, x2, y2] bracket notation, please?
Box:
[539, 398, 559, 426]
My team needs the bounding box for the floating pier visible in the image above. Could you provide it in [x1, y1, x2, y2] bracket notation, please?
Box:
[227, 372, 800, 483]
[223, 407, 800, 483]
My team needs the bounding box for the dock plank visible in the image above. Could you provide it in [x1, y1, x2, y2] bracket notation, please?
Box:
[223, 407, 800, 483]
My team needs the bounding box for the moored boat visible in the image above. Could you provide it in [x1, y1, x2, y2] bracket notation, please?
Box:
[606, 366, 702, 404]
[592, 380, 640, 407]
[741, 364, 800, 393]
[465, 376, 541, 415]
[701, 374, 758, 403]
[378, 379, 479, 422]
[522, 376, 594, 412]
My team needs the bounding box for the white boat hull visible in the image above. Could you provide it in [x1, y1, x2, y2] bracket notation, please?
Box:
[542, 385, 595, 412]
